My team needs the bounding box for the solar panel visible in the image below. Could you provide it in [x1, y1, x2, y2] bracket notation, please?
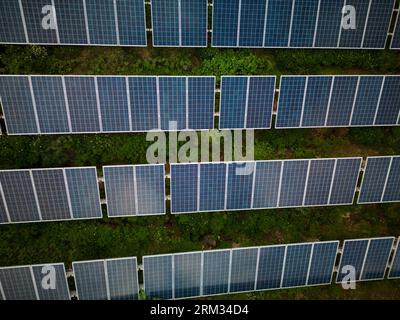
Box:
[174, 253, 202, 298]
[106, 258, 139, 300]
[252, 161, 282, 209]
[374, 77, 400, 125]
[238, 0, 266, 47]
[389, 238, 400, 279]
[104, 165, 165, 217]
[263, 0, 293, 47]
[314, 0, 342, 48]
[304, 159, 335, 206]
[180, 0, 208, 47]
[0, 0, 27, 43]
[151, 0, 179, 46]
[281, 244, 312, 288]
[226, 162, 255, 210]
[278, 160, 309, 207]
[289, 0, 319, 48]
[115, 0, 147, 46]
[202, 250, 230, 295]
[199, 163, 226, 212]
[220, 76, 275, 129]
[73, 260, 108, 300]
[212, 0, 239, 47]
[143, 254, 173, 299]
[159, 77, 186, 130]
[382, 157, 400, 202]
[85, 0, 117, 45]
[391, 6, 400, 49]
[307, 241, 339, 285]
[229, 248, 258, 293]
[256, 245, 285, 290]
[0, 264, 69, 300]
[170, 164, 198, 214]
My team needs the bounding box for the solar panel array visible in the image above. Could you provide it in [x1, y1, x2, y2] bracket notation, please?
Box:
[170, 158, 361, 214]
[103, 164, 166, 217]
[0, 263, 70, 300]
[73, 257, 139, 300]
[358, 156, 400, 204]
[0, 75, 215, 135]
[0, 167, 101, 224]
[276, 75, 400, 128]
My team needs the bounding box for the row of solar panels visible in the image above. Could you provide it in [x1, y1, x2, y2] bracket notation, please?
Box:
[1, 156, 399, 225]
[1, 237, 399, 300]
[1, 0, 400, 49]
[1, 75, 399, 135]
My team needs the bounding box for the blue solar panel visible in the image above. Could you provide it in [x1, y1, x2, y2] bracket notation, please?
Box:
[106, 258, 139, 300]
[336, 239, 368, 282]
[0, 76, 38, 134]
[181, 0, 208, 47]
[187, 77, 215, 130]
[54, 0, 88, 44]
[85, 0, 117, 45]
[358, 157, 391, 204]
[382, 157, 400, 202]
[276, 76, 306, 128]
[199, 163, 226, 212]
[0, 0, 27, 43]
[389, 239, 400, 278]
[252, 161, 282, 209]
[314, 0, 342, 48]
[31, 76, 70, 133]
[256, 245, 285, 290]
[329, 158, 361, 205]
[151, 0, 179, 46]
[128, 77, 159, 131]
[65, 167, 102, 219]
[374, 77, 400, 125]
[97, 77, 130, 132]
[135, 165, 165, 215]
[170, 164, 198, 214]
[116, 0, 147, 46]
[302, 77, 333, 127]
[143, 255, 173, 299]
[238, 0, 266, 47]
[219, 77, 247, 129]
[226, 163, 254, 210]
[263, 0, 292, 47]
[278, 160, 309, 207]
[339, 0, 370, 48]
[362, 0, 394, 48]
[73, 260, 108, 300]
[326, 76, 358, 126]
[64, 77, 100, 133]
[31, 264, 70, 300]
[282, 244, 312, 288]
[307, 242, 338, 285]
[229, 248, 258, 293]
[246, 77, 275, 129]
[0, 267, 38, 300]
[0, 170, 41, 223]
[289, 0, 319, 47]
[202, 250, 230, 295]
[159, 77, 186, 130]
[212, 0, 239, 47]
[31, 169, 71, 221]
[392, 11, 400, 49]
[361, 238, 394, 280]
[21, 0, 58, 44]
[304, 159, 335, 206]
[351, 76, 383, 126]
[174, 253, 202, 298]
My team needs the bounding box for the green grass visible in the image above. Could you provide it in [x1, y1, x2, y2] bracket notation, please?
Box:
[0, 45, 399, 299]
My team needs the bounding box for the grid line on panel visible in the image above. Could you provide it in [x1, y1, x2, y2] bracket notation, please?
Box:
[125, 78, 132, 131]
[62, 169, 74, 219]
[380, 157, 393, 202]
[361, 0, 373, 48]
[299, 76, 309, 129]
[287, 0, 296, 46]
[327, 160, 338, 204]
[94, 78, 103, 132]
[312, 0, 321, 47]
[0, 181, 11, 223]
[83, 0, 91, 43]
[18, 0, 29, 43]
[178, 0, 182, 46]
[29, 267, 40, 300]
[103, 260, 111, 300]
[324, 77, 335, 126]
[29, 171, 43, 221]
[185, 77, 189, 129]
[113, 0, 120, 45]
[50, 0, 60, 43]
[348, 77, 361, 125]
[132, 167, 139, 215]
[301, 160, 311, 206]
[279, 246, 288, 288]
[336, 0, 346, 47]
[262, 0, 270, 47]
[236, 0, 242, 47]
[27, 76, 41, 133]
[61, 77, 72, 132]
[359, 240, 371, 280]
[172, 254, 175, 299]
[305, 244, 315, 285]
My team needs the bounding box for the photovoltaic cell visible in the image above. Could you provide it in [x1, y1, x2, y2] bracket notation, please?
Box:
[238, 0, 266, 47]
[170, 164, 198, 214]
[174, 253, 202, 298]
[278, 160, 309, 207]
[304, 159, 335, 206]
[256, 245, 285, 290]
[181, 0, 208, 47]
[0, 76, 38, 134]
[106, 258, 139, 300]
[116, 0, 147, 46]
[159, 77, 186, 130]
[289, 0, 319, 48]
[226, 163, 254, 210]
[65, 168, 102, 219]
[336, 239, 368, 282]
[199, 163, 226, 212]
[282, 244, 312, 288]
[73, 260, 108, 300]
[143, 255, 173, 299]
[0, 0, 27, 43]
[64, 77, 100, 133]
[212, 0, 239, 47]
[361, 238, 394, 280]
[307, 242, 338, 285]
[31, 264, 70, 300]
[97, 77, 130, 132]
[314, 0, 342, 48]
[263, 0, 292, 47]
[151, 0, 179, 46]
[31, 76, 70, 133]
[0, 170, 41, 223]
[392, 12, 400, 49]
[389, 239, 400, 278]
[229, 248, 258, 293]
[252, 161, 282, 209]
[202, 250, 230, 295]
[0, 267, 38, 300]
[382, 157, 400, 202]
[374, 77, 400, 125]
[85, 0, 117, 45]
[21, 0, 58, 44]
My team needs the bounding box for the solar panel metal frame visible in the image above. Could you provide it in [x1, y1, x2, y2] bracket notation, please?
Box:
[103, 164, 166, 217]
[218, 75, 276, 130]
[0, 0, 147, 47]
[0, 263, 70, 300]
[390, 2, 400, 49]
[357, 156, 400, 204]
[276, 75, 400, 129]
[335, 237, 395, 284]
[0, 166, 102, 225]
[211, 0, 396, 49]
[388, 237, 400, 279]
[73, 257, 139, 300]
